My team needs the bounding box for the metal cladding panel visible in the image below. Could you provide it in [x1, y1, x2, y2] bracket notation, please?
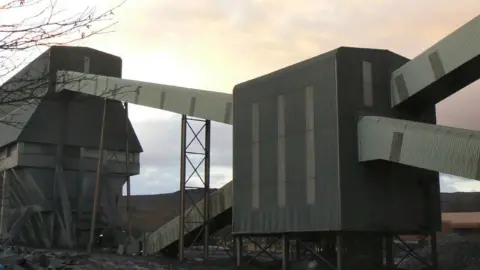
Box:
[336, 48, 440, 232]
[391, 15, 480, 109]
[18, 91, 142, 152]
[0, 46, 141, 151]
[359, 116, 480, 180]
[56, 71, 233, 124]
[49, 46, 122, 78]
[232, 49, 341, 234]
[5, 166, 124, 245]
[0, 51, 50, 147]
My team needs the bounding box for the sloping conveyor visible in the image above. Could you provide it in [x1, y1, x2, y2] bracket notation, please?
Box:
[143, 181, 233, 255]
[55, 71, 233, 125]
[55, 71, 235, 255]
[358, 116, 480, 180]
[390, 14, 480, 109]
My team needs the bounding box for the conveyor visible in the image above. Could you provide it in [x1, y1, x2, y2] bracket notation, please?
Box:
[358, 116, 480, 180]
[52, 14, 480, 256]
[143, 181, 232, 255]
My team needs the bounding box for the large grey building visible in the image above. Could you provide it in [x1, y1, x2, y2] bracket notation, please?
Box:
[0, 46, 142, 247]
[232, 47, 440, 268]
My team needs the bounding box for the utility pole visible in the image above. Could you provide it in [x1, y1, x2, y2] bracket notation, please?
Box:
[87, 98, 107, 254]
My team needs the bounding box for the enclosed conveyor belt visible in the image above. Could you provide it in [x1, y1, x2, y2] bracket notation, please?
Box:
[358, 116, 480, 180]
[391, 15, 480, 109]
[143, 181, 233, 255]
[55, 71, 233, 125]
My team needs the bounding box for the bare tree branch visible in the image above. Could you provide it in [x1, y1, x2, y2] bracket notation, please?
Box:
[0, 0, 127, 127]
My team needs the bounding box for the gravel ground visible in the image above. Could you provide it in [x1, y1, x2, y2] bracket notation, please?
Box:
[399, 233, 480, 270]
[1, 233, 479, 269]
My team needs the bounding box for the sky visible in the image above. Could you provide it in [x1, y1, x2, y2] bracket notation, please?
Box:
[5, 0, 480, 194]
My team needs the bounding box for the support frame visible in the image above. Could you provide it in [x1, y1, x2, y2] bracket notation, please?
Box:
[178, 115, 211, 262]
[393, 232, 438, 269]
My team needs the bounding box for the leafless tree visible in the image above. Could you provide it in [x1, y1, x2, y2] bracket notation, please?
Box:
[0, 0, 125, 127]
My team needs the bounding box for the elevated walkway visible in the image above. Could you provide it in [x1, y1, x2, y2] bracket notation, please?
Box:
[358, 116, 480, 180]
[143, 181, 232, 255]
[391, 15, 480, 110]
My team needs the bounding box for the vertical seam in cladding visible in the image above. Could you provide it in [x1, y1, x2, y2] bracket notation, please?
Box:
[134, 86, 141, 104]
[277, 95, 286, 207]
[362, 61, 374, 107]
[305, 86, 315, 205]
[390, 132, 404, 163]
[251, 103, 260, 209]
[189, 97, 197, 116]
[93, 77, 99, 96]
[394, 74, 409, 103]
[334, 59, 342, 228]
[224, 102, 233, 124]
[160, 91, 166, 109]
[83, 57, 90, 73]
[428, 50, 446, 80]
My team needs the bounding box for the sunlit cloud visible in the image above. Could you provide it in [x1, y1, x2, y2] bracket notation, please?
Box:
[6, 0, 480, 194]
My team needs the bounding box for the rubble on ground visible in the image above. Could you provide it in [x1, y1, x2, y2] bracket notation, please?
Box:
[2, 233, 480, 269]
[0, 244, 168, 269]
[399, 233, 480, 270]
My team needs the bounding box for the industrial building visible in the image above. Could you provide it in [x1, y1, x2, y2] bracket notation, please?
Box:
[0, 13, 479, 270]
[0, 47, 142, 248]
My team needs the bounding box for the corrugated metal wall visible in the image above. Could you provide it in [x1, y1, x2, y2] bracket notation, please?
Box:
[232, 47, 441, 234]
[18, 92, 142, 152]
[233, 49, 342, 234]
[0, 46, 142, 152]
[0, 46, 143, 247]
[336, 48, 440, 232]
[16, 46, 141, 152]
[0, 51, 50, 148]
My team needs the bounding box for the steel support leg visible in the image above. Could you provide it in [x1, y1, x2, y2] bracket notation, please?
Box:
[336, 235, 342, 270]
[385, 235, 394, 270]
[203, 120, 211, 261]
[178, 115, 187, 262]
[295, 240, 300, 261]
[431, 232, 438, 270]
[236, 236, 242, 267]
[282, 235, 289, 270]
[178, 116, 211, 262]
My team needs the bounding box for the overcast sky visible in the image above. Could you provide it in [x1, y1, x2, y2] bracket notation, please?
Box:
[94, 0, 480, 194]
[9, 0, 480, 194]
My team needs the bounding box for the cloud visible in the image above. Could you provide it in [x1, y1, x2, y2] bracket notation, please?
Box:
[441, 174, 480, 193]
[85, 1, 480, 94]
[82, 1, 480, 194]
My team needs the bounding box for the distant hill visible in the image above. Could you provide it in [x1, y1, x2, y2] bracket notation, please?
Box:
[117, 188, 217, 235]
[117, 190, 480, 236]
[441, 192, 480, 212]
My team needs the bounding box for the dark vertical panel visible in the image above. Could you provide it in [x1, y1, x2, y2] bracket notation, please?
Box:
[312, 58, 341, 230]
[232, 95, 253, 231]
[336, 48, 439, 232]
